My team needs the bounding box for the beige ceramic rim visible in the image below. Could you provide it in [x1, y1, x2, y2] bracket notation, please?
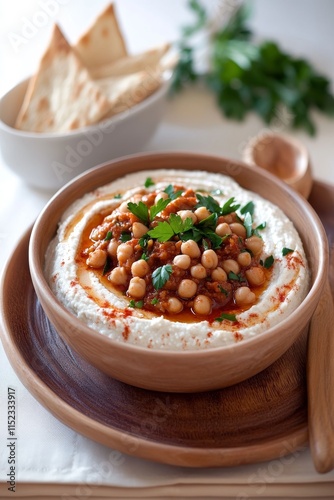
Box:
[28, 151, 328, 392]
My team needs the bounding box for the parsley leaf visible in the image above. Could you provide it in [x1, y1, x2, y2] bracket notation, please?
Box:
[243, 212, 253, 238]
[102, 256, 112, 276]
[139, 234, 150, 248]
[151, 297, 159, 305]
[127, 201, 149, 225]
[104, 231, 112, 241]
[264, 255, 274, 269]
[164, 184, 183, 200]
[129, 300, 144, 308]
[150, 198, 171, 220]
[196, 193, 221, 213]
[228, 271, 241, 281]
[169, 213, 194, 233]
[221, 197, 241, 215]
[240, 201, 255, 215]
[147, 222, 174, 243]
[215, 312, 237, 322]
[120, 232, 131, 243]
[282, 247, 294, 256]
[141, 252, 149, 261]
[114, 193, 122, 199]
[152, 264, 173, 290]
[144, 177, 155, 188]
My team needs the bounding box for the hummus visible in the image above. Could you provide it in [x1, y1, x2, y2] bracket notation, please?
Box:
[45, 169, 309, 350]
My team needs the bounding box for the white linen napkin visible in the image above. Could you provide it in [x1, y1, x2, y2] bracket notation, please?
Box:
[1, 340, 334, 499]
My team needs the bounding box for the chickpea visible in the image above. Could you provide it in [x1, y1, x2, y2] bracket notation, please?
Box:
[132, 222, 149, 238]
[237, 251, 252, 267]
[193, 295, 212, 315]
[222, 259, 240, 275]
[128, 277, 146, 299]
[215, 222, 231, 236]
[119, 201, 130, 213]
[246, 267, 265, 287]
[131, 259, 150, 278]
[167, 297, 183, 314]
[154, 191, 168, 204]
[245, 236, 264, 256]
[178, 279, 197, 299]
[194, 206, 211, 221]
[173, 254, 191, 269]
[107, 239, 119, 258]
[86, 248, 107, 268]
[230, 222, 246, 238]
[177, 210, 197, 224]
[235, 286, 256, 306]
[181, 240, 201, 258]
[190, 264, 207, 279]
[211, 267, 227, 282]
[201, 249, 218, 269]
[109, 267, 128, 286]
[117, 243, 133, 265]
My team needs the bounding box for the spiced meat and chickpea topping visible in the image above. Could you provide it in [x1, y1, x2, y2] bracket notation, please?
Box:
[46, 170, 309, 350]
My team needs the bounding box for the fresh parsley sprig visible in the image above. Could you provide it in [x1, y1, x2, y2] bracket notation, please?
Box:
[152, 264, 173, 290]
[147, 214, 194, 243]
[172, 0, 334, 135]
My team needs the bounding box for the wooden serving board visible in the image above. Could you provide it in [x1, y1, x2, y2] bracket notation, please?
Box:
[1, 180, 333, 468]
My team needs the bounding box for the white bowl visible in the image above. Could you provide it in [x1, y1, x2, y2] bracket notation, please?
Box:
[0, 74, 171, 191]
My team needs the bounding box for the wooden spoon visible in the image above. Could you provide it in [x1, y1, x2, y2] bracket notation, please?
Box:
[243, 132, 334, 473]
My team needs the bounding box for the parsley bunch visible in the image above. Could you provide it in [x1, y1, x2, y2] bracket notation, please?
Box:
[172, 0, 334, 135]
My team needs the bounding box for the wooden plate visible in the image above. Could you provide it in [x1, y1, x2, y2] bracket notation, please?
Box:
[1, 180, 333, 468]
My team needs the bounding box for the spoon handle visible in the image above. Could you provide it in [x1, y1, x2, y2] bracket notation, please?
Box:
[307, 279, 334, 473]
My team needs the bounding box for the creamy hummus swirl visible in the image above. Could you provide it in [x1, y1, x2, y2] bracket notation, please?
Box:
[45, 169, 309, 350]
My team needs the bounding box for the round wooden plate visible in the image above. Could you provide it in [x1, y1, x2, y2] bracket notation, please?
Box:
[1, 180, 332, 468]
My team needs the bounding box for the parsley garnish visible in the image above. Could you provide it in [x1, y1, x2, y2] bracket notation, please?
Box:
[139, 234, 150, 248]
[127, 201, 149, 225]
[196, 193, 221, 213]
[221, 197, 240, 215]
[114, 193, 122, 199]
[152, 264, 173, 290]
[104, 231, 112, 241]
[243, 212, 253, 238]
[147, 214, 194, 243]
[141, 252, 149, 261]
[144, 177, 155, 188]
[150, 198, 171, 220]
[164, 184, 183, 200]
[264, 255, 274, 269]
[282, 247, 294, 256]
[151, 297, 159, 305]
[218, 285, 228, 296]
[120, 232, 131, 243]
[128, 198, 172, 225]
[228, 271, 242, 281]
[129, 300, 144, 308]
[102, 256, 112, 275]
[215, 312, 237, 322]
[240, 201, 255, 216]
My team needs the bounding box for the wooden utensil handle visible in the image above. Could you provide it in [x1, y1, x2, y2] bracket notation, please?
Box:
[308, 279, 334, 473]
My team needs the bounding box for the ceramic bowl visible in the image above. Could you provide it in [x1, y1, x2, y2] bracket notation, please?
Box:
[0, 75, 171, 191]
[28, 152, 328, 392]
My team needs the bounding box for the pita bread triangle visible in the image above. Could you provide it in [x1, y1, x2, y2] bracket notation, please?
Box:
[15, 24, 111, 133]
[89, 43, 171, 79]
[75, 3, 127, 69]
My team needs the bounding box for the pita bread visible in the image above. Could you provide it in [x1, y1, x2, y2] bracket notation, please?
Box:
[96, 68, 163, 119]
[15, 25, 111, 133]
[89, 43, 171, 79]
[74, 3, 127, 69]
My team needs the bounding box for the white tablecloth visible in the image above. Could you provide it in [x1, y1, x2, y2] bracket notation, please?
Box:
[1, 1, 334, 498]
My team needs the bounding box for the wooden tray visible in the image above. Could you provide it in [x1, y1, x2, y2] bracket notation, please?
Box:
[1, 180, 333, 468]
